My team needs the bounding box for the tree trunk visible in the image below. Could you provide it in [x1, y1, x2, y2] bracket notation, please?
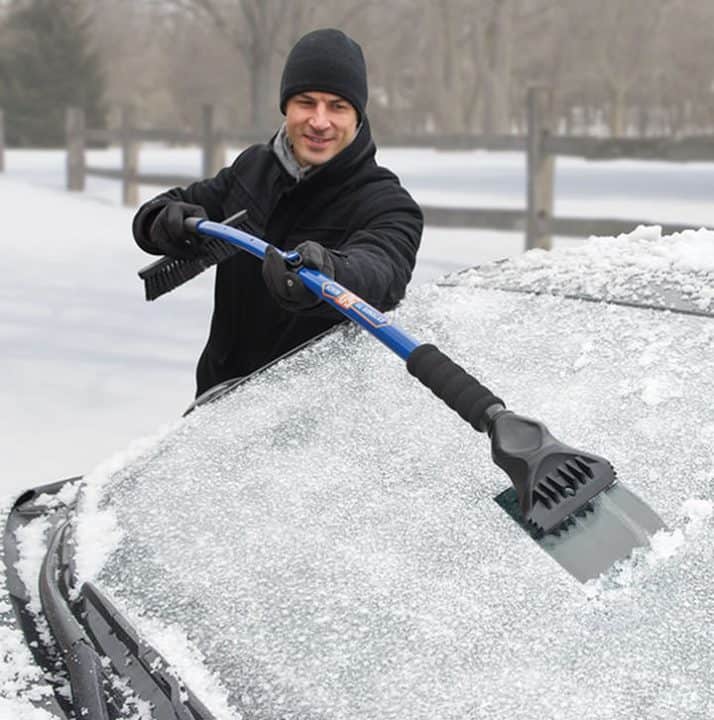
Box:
[609, 87, 627, 136]
[249, 47, 273, 133]
[481, 0, 511, 136]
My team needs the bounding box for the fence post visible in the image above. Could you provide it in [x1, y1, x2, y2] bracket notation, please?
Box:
[202, 104, 226, 177]
[526, 87, 554, 251]
[121, 106, 139, 206]
[66, 107, 86, 191]
[0, 109, 4, 172]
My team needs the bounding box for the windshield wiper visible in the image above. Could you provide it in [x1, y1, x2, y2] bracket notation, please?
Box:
[6, 480, 218, 720]
[80, 581, 216, 720]
[40, 519, 110, 719]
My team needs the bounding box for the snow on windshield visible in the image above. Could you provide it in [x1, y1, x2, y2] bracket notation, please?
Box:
[452, 226, 714, 314]
[76, 258, 714, 720]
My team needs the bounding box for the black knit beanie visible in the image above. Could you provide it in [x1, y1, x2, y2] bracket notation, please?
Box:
[280, 29, 368, 119]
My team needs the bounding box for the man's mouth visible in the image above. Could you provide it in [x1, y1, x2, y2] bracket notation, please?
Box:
[304, 134, 334, 147]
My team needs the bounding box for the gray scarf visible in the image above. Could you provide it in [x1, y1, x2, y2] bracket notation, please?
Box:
[272, 123, 312, 182]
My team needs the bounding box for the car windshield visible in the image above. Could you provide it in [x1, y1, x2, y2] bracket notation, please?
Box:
[76, 243, 714, 720]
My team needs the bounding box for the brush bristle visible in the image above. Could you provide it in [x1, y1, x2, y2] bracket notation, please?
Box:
[138, 239, 240, 301]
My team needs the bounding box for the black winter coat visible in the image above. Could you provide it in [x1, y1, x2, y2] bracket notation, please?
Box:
[133, 120, 423, 397]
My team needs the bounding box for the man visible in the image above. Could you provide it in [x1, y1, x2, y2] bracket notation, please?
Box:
[132, 28, 423, 398]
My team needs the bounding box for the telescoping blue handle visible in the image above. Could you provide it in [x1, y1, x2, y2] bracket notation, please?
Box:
[188, 218, 505, 436]
[193, 219, 421, 360]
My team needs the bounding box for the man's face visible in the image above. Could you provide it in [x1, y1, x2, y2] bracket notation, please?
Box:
[285, 91, 358, 167]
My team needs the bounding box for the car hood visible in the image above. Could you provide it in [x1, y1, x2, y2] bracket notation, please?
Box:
[74, 256, 714, 720]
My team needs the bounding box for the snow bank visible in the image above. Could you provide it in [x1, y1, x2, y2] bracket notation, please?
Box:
[0, 172, 211, 499]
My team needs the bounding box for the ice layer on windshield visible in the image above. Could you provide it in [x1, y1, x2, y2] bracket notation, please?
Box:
[79, 280, 714, 720]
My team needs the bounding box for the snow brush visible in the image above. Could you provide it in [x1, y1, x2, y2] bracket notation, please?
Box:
[138, 210, 248, 301]
[159, 219, 622, 535]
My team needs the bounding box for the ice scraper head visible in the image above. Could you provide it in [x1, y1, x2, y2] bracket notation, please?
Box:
[488, 410, 616, 535]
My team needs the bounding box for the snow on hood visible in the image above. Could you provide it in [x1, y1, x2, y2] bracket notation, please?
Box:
[78, 258, 714, 720]
[452, 226, 714, 313]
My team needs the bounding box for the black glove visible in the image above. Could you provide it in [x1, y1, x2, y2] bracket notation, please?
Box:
[263, 241, 336, 312]
[149, 202, 209, 259]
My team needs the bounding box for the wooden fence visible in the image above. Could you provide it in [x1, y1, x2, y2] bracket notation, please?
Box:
[3, 90, 714, 248]
[64, 105, 228, 207]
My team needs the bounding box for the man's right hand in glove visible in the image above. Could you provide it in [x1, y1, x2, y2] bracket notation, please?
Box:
[149, 202, 209, 259]
[263, 241, 337, 313]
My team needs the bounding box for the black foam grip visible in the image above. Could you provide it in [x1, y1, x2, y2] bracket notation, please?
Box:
[406, 343, 504, 432]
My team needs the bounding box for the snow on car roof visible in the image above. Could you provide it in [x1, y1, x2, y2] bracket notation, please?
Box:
[449, 226, 714, 316]
[75, 241, 714, 720]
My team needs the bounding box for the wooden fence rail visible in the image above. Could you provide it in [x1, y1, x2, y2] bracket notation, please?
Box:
[2, 92, 712, 249]
[421, 206, 692, 239]
[546, 134, 714, 162]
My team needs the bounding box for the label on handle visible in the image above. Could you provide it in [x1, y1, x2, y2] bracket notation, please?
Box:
[321, 282, 391, 328]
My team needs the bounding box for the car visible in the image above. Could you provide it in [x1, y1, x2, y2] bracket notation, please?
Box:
[2, 226, 713, 720]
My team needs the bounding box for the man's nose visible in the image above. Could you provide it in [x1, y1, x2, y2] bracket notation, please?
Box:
[309, 104, 330, 131]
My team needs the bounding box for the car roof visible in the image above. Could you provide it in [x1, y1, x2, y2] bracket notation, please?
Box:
[77, 231, 714, 720]
[445, 226, 714, 318]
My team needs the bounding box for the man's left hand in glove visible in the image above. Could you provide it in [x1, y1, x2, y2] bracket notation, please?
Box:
[263, 241, 336, 312]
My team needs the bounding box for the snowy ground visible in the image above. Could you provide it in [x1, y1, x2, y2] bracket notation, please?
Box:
[0, 146, 712, 500]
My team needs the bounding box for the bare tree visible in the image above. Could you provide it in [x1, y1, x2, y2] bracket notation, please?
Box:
[154, 0, 368, 132]
[80, 0, 714, 138]
[476, 0, 513, 135]
[149, 0, 293, 131]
